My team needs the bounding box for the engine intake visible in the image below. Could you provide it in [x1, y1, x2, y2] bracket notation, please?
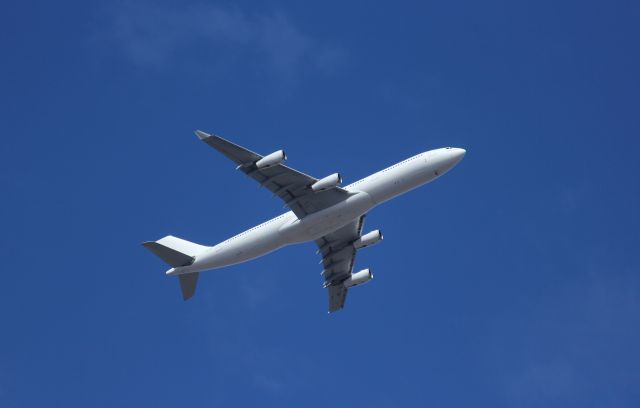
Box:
[353, 230, 383, 249]
[311, 173, 342, 192]
[256, 150, 286, 169]
[343, 268, 373, 288]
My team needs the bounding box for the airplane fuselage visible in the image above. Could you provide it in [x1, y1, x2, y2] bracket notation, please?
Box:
[168, 147, 465, 276]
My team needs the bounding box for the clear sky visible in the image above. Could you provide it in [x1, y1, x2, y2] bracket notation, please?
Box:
[2, 0, 639, 406]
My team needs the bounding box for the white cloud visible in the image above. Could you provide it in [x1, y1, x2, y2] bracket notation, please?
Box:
[108, 2, 346, 78]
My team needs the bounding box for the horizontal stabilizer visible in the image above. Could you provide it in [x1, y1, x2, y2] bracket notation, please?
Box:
[142, 235, 208, 267]
[179, 273, 199, 300]
[143, 242, 194, 267]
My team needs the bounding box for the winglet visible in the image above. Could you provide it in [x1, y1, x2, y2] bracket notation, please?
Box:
[195, 130, 211, 140]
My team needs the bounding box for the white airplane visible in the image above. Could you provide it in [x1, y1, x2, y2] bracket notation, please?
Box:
[144, 131, 466, 312]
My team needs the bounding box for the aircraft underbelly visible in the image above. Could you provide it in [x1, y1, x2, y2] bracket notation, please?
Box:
[191, 220, 288, 271]
[353, 159, 437, 205]
[279, 191, 375, 243]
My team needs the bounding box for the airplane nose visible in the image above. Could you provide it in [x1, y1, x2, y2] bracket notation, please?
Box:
[435, 147, 466, 174]
[452, 148, 466, 162]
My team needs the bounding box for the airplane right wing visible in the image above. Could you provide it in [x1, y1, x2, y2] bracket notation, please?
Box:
[316, 216, 366, 313]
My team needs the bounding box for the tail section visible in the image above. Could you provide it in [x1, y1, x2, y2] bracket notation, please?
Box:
[142, 235, 208, 267]
[179, 273, 199, 300]
[142, 235, 209, 300]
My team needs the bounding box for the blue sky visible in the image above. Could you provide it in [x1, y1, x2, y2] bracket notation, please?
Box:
[2, 0, 639, 406]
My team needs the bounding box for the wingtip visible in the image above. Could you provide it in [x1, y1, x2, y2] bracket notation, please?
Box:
[194, 130, 211, 140]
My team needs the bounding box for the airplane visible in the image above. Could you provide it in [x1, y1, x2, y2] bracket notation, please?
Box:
[143, 131, 466, 313]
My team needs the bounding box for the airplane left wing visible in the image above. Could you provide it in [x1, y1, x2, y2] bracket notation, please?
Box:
[316, 216, 366, 312]
[195, 130, 352, 218]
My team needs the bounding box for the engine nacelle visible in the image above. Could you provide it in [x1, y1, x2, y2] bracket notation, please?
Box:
[311, 173, 342, 192]
[343, 268, 373, 288]
[256, 150, 286, 169]
[353, 230, 383, 249]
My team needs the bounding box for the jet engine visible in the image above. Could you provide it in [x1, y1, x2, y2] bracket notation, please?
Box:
[353, 230, 383, 249]
[311, 173, 342, 192]
[343, 268, 373, 288]
[256, 150, 286, 168]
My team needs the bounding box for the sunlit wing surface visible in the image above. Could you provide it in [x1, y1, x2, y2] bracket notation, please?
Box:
[196, 130, 352, 218]
[316, 216, 366, 312]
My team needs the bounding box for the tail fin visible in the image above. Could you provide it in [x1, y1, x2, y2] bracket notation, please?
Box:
[179, 273, 199, 300]
[143, 236, 209, 301]
[142, 235, 208, 267]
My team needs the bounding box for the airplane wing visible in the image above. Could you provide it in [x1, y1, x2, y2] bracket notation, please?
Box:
[195, 130, 352, 218]
[316, 215, 366, 313]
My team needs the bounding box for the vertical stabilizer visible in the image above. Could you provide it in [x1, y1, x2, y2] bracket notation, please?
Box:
[179, 273, 199, 300]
